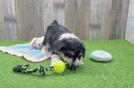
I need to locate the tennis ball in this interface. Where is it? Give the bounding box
[53,60,65,74]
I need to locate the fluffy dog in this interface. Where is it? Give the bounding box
[43,20,85,67]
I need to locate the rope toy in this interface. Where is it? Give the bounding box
[13,63,77,76]
[13,55,77,76]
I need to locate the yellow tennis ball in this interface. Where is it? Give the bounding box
[53,60,65,74]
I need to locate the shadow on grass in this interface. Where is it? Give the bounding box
[89,58,113,63]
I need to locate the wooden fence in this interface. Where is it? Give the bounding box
[0,0,129,40]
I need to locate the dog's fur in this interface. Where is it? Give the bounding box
[43,20,85,67]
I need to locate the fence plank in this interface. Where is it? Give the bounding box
[15,0,45,40]
[4,0,17,40]
[15,0,66,40]
[100,0,112,39]
[108,0,129,39]
[89,0,101,39]
[0,0,5,40]
[126,1,134,43]
[65,0,90,40]
[90,0,129,39]
[43,0,65,33]
[119,0,129,39]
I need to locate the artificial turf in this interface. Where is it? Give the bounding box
[0,40,134,88]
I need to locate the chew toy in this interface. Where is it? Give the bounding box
[13,55,77,76]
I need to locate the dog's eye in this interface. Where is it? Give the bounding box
[78,55,82,59]
[65,53,72,58]
[64,53,67,56]
[79,55,82,57]
[68,55,72,58]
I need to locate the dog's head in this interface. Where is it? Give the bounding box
[55,39,85,67]
[30,36,44,50]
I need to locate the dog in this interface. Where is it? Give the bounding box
[30,36,44,50]
[42,20,85,67]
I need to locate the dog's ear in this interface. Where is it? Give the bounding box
[30,37,37,48]
[52,20,58,25]
[80,43,86,58]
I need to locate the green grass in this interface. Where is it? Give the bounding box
[0,40,134,88]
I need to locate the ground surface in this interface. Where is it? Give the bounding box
[0,40,134,88]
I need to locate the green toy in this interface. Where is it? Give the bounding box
[13,64,46,76]
[13,54,77,76]
[13,63,76,76]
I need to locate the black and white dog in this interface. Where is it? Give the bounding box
[43,20,85,67]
